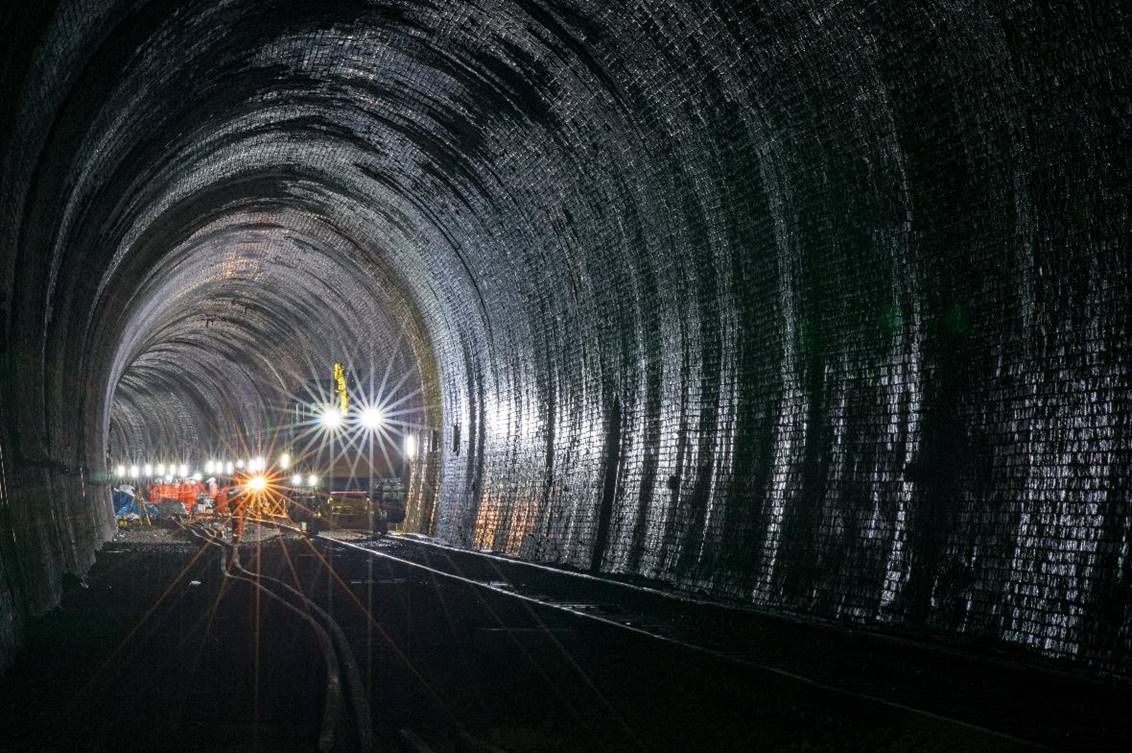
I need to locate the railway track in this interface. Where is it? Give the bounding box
[318,532,1077,752]
[170,519,1125,752]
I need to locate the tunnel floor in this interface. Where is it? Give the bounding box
[0,526,1126,753]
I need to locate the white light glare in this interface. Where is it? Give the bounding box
[320,406,342,429]
[361,406,384,430]
[179,464,189,477]
[204,461,214,474]
[143,464,153,476]
[279,453,291,470]
[254,456,265,472]
[192,472,203,481]
[246,475,267,492]
[290,474,304,486]
[157,463,166,476]
[236,459,245,469]
[115,465,126,478]
[307,474,319,487]
[404,434,418,460]
[225,461,235,474]
[128,465,139,477]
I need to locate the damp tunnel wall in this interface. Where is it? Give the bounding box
[2,0,1131,678]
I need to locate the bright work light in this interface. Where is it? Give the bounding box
[320,406,342,429]
[361,406,384,430]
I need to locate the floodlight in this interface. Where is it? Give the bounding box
[361,406,384,430]
[320,406,342,429]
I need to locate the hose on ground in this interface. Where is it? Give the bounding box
[179,521,344,752]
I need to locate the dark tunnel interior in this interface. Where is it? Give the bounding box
[1,0,1131,750]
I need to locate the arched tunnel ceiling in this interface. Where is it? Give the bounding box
[2,0,1131,676]
[105,206,429,461]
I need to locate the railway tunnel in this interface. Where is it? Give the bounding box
[1,1,1131,751]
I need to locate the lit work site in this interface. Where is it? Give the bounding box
[1,2,1131,752]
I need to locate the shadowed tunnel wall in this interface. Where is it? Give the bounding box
[2,0,1130,677]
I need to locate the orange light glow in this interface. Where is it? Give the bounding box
[231,470,289,519]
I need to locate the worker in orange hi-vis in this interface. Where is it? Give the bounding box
[230,472,251,537]
[215,485,230,515]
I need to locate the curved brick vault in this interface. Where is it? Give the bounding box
[2,0,1130,676]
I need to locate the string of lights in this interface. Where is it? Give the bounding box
[112,401,419,485]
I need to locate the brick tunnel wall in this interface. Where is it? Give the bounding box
[2,0,1131,678]
[423,1,1132,676]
